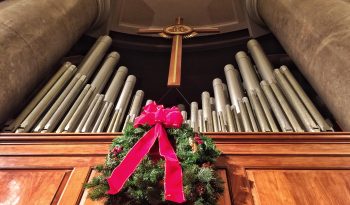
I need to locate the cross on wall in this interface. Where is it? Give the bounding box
[138,17,220,87]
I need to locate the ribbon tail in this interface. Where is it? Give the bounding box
[156,124,186,203]
[107,127,158,194]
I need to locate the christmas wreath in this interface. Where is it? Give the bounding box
[86,102,223,205]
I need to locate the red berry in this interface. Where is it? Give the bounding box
[194,134,203,145]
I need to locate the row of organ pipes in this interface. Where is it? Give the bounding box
[184,39,333,132]
[3,36,334,133]
[3,35,145,133]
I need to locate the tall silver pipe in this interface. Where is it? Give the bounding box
[280,66,333,131]
[260,81,293,132]
[201,91,214,132]
[76,94,100,132]
[217,112,227,132]
[104,66,129,105]
[77,36,113,80]
[33,36,112,132]
[90,52,121,95]
[58,52,119,132]
[248,39,295,132]
[256,86,279,131]
[198,109,204,132]
[243,97,259,132]
[75,94,100,132]
[232,105,242,132]
[92,66,128,132]
[210,97,216,111]
[269,82,304,132]
[235,51,278,131]
[32,72,83,132]
[247,39,275,83]
[274,68,320,132]
[235,51,260,91]
[108,75,136,132]
[127,90,145,121]
[190,102,199,132]
[7,62,72,132]
[181,111,188,124]
[92,103,113,133]
[224,64,244,112]
[225,105,236,132]
[222,83,230,105]
[122,90,144,131]
[212,110,219,132]
[15,64,77,133]
[56,84,94,133]
[41,74,87,132]
[213,78,228,131]
[238,99,253,132]
[248,91,271,132]
[80,94,105,133]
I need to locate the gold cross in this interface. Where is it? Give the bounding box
[138,17,219,87]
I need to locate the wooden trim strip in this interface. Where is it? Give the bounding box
[1,132,350,144]
[58,167,91,205]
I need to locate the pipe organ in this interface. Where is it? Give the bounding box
[1,1,350,204]
[187,39,333,133]
[3,36,144,133]
[0,0,346,134]
[1,36,335,133]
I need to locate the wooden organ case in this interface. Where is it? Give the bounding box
[1,0,350,205]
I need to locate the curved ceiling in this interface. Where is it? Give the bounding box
[109,0,248,36]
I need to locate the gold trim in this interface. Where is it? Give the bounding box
[164,25,192,35]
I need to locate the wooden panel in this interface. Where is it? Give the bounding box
[79,170,106,205]
[247,170,350,205]
[216,143,350,155]
[218,156,350,168]
[58,167,91,205]
[0,133,350,205]
[80,169,233,205]
[217,169,233,205]
[0,169,68,205]
[0,156,105,167]
[0,144,109,155]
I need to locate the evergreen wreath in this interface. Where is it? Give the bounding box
[86,111,223,205]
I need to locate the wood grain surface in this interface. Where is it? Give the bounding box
[0,133,349,205]
[247,170,350,205]
[0,170,68,205]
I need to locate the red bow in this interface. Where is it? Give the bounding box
[107,102,186,203]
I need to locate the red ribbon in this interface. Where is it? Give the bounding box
[107,102,186,203]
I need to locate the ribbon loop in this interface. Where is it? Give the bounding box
[107,102,186,203]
